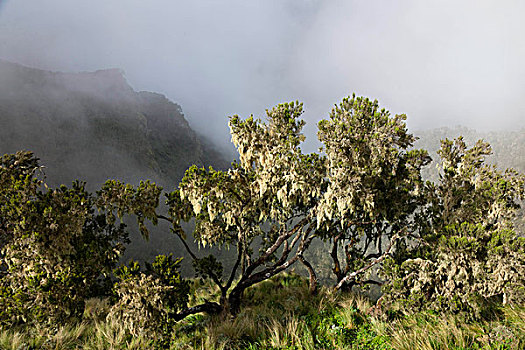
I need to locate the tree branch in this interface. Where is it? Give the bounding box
[245,217,307,276]
[360,279,384,286]
[299,255,318,294]
[376,235,383,256]
[171,226,198,261]
[331,232,343,280]
[170,225,225,291]
[364,252,381,260]
[335,233,400,291]
[271,226,304,268]
[157,214,172,223]
[225,241,243,291]
[172,301,222,321]
[239,225,316,291]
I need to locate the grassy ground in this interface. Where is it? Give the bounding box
[1,273,523,349]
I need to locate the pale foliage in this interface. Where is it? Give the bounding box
[169,102,324,314]
[108,273,173,336]
[315,95,430,288]
[382,138,525,316]
[107,256,189,337]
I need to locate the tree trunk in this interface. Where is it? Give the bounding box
[299,255,318,295]
[337,279,354,293]
[331,235,345,284]
[227,286,244,316]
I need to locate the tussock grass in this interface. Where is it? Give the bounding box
[0,274,523,349]
[0,320,153,350]
[85,318,152,350]
[171,272,390,350]
[0,298,153,350]
[372,306,525,350]
[0,331,36,350]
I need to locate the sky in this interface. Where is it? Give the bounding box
[1,0,525,154]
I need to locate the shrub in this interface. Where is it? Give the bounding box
[381,138,525,319]
[0,152,128,325]
[107,255,190,340]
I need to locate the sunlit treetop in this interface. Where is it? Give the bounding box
[316,94,430,229]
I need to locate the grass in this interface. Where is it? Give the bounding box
[0,273,523,349]
[384,306,525,350]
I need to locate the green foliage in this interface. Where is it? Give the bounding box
[0,151,167,328]
[0,151,129,326]
[108,255,190,340]
[382,137,525,318]
[317,94,428,227]
[193,254,224,281]
[167,95,525,322]
[316,94,430,289]
[96,179,162,239]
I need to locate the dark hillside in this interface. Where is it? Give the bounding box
[0,59,229,189]
[0,59,231,268]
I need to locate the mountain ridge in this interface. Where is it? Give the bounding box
[0,59,230,190]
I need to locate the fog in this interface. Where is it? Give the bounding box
[2,0,525,154]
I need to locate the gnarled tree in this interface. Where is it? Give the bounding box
[315,95,430,291]
[163,102,324,315]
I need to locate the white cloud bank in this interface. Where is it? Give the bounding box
[1,0,525,152]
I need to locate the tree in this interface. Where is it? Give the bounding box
[0,151,160,326]
[162,102,324,315]
[157,95,430,317]
[381,137,525,318]
[315,95,430,291]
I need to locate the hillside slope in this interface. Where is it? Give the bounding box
[0,59,231,267]
[0,59,229,189]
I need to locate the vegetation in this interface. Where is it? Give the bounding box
[0,152,129,325]
[1,94,524,348]
[0,274,523,349]
[382,138,525,319]
[166,101,324,315]
[316,95,430,292]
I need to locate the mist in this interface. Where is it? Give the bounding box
[2,0,525,154]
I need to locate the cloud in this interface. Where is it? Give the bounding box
[1,0,525,154]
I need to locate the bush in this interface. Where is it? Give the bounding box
[0,152,128,326]
[107,255,189,340]
[381,138,525,319]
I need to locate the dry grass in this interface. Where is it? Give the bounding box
[0,299,152,350]
[267,315,315,350]
[371,306,525,350]
[0,275,523,349]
